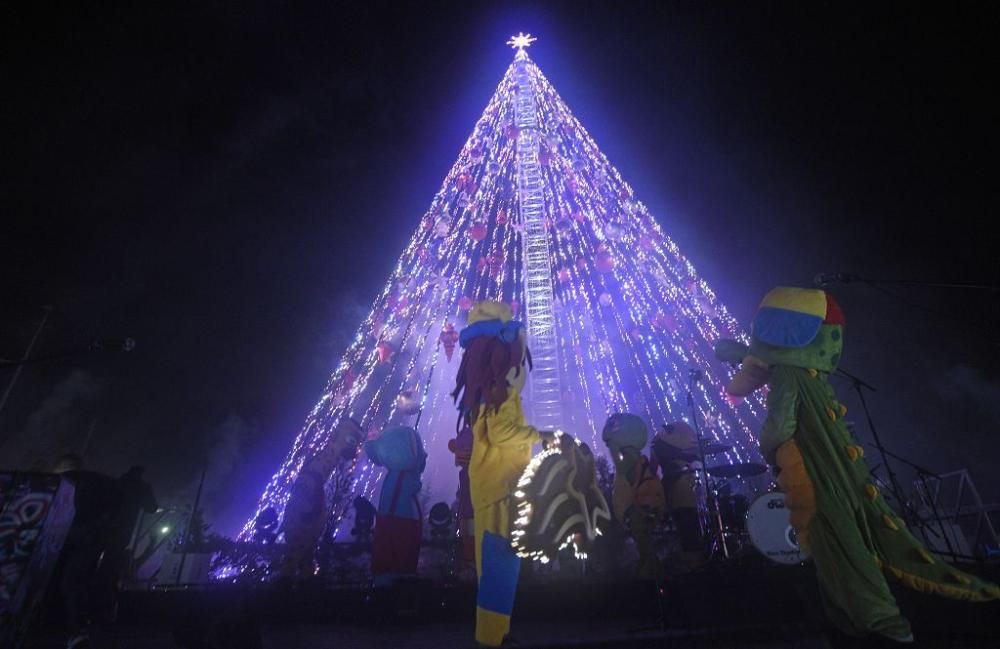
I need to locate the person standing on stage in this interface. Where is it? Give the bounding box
[650,421,706,571]
[451,301,554,647]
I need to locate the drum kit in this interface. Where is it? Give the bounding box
[683,440,805,566]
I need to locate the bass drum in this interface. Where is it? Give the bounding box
[745,492,805,565]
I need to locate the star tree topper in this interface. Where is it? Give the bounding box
[507,32,537,50]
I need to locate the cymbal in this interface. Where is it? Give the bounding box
[706,463,767,478]
[701,442,732,455]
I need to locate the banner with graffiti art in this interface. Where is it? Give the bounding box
[0,473,75,648]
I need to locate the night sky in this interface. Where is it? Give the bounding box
[3,2,998,535]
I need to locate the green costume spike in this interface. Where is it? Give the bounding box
[717,287,998,642]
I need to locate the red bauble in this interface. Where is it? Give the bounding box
[458,296,473,311]
[439,324,459,362]
[468,221,488,242]
[496,209,508,225]
[376,341,394,363]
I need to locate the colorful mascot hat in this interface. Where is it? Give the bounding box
[452,300,531,429]
[459,300,525,348]
[715,287,846,396]
[364,425,427,473]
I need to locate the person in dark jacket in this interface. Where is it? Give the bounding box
[51,454,119,649]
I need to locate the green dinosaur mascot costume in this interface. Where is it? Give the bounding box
[715,287,998,643]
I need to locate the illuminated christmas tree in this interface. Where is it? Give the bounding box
[238,35,768,549]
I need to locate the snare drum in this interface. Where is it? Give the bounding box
[745,492,805,565]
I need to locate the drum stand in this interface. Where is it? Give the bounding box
[686,370,730,562]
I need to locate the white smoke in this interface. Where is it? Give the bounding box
[0,369,103,470]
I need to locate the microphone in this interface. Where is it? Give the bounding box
[89,338,136,352]
[814,272,860,287]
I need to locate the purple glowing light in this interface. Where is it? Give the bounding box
[230,45,768,573]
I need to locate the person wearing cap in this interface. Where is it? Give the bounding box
[715,287,998,644]
[451,300,554,647]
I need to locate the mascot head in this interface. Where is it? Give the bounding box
[715,286,846,396]
[301,417,364,479]
[451,301,531,430]
[364,425,427,473]
[601,413,649,475]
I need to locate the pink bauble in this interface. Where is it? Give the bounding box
[458,296,473,311]
[595,251,616,273]
[396,389,421,415]
[604,222,625,241]
[558,267,571,283]
[598,292,613,307]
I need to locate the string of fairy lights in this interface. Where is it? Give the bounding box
[230,46,769,573]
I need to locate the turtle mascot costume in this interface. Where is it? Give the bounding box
[715,286,998,643]
[452,301,550,647]
[601,413,665,579]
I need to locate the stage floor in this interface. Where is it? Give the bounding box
[24,563,1000,648]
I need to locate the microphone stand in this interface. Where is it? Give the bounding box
[686,369,728,561]
[834,368,920,529]
[864,441,965,561]
[816,274,999,292]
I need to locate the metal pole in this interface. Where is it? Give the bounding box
[687,370,728,559]
[80,418,98,460]
[176,465,207,585]
[0,305,52,420]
